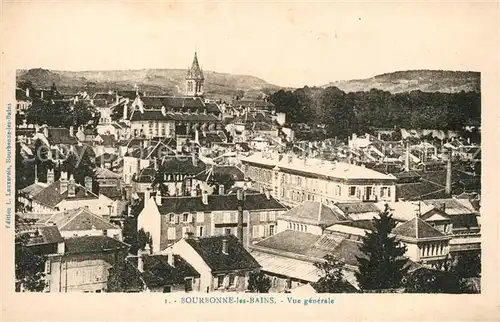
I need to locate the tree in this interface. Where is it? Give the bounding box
[122,200,143,255]
[71,100,100,128]
[137,228,153,252]
[355,205,409,291]
[61,150,96,187]
[247,271,271,293]
[404,267,470,294]
[313,254,348,293]
[15,215,47,292]
[450,252,481,279]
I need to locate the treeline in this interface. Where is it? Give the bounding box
[269,87,481,139]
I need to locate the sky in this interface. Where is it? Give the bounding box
[3,1,498,87]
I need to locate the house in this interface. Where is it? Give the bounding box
[164,234,261,293]
[16,87,32,114]
[31,171,116,217]
[18,167,48,211]
[249,230,362,293]
[133,154,206,195]
[276,201,348,235]
[137,190,287,253]
[45,235,129,292]
[16,225,129,293]
[35,207,122,240]
[96,122,131,140]
[193,165,246,195]
[123,250,201,293]
[93,134,118,157]
[241,152,397,207]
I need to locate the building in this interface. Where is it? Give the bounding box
[276,201,348,236]
[31,172,115,217]
[185,52,205,97]
[34,207,123,240]
[241,152,397,207]
[137,190,287,253]
[164,234,261,293]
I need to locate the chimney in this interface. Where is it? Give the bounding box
[153,157,158,171]
[67,174,76,197]
[123,101,128,120]
[108,204,112,218]
[264,189,271,200]
[34,164,38,184]
[237,189,244,243]
[84,176,92,195]
[201,191,208,205]
[166,249,174,267]
[192,152,198,167]
[69,125,74,137]
[47,169,54,185]
[144,187,151,202]
[155,190,162,205]
[60,171,68,193]
[405,141,410,172]
[218,184,225,195]
[445,149,452,196]
[222,238,229,255]
[26,88,30,97]
[43,126,49,138]
[41,91,44,99]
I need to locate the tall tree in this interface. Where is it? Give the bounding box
[247,271,271,293]
[355,205,409,291]
[313,254,348,293]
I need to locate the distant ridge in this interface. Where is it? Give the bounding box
[17,68,480,99]
[322,70,480,93]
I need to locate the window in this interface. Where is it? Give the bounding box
[96,290,101,293]
[380,187,387,198]
[252,225,259,237]
[336,185,341,196]
[260,212,267,222]
[349,186,356,197]
[185,278,193,292]
[167,227,176,240]
[169,214,175,223]
[175,215,180,224]
[197,226,204,237]
[196,212,204,223]
[269,225,275,236]
[272,277,278,287]
[45,260,51,274]
[183,213,189,223]
[217,275,225,289]
[228,274,236,287]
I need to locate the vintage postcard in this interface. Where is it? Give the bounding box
[1,1,499,321]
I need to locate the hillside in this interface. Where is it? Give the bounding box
[323,70,480,93]
[16,68,280,100]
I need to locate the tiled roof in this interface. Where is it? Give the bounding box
[36,207,119,231]
[423,198,478,215]
[449,214,479,229]
[253,230,365,266]
[132,255,200,288]
[156,193,286,214]
[20,182,48,197]
[134,157,205,183]
[279,202,347,226]
[335,202,380,215]
[32,180,99,208]
[396,181,447,201]
[64,235,129,254]
[204,102,221,114]
[232,100,275,109]
[184,235,260,272]
[95,167,121,179]
[392,217,447,240]
[24,225,64,246]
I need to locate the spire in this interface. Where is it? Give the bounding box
[187,51,204,80]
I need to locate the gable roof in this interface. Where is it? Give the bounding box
[423,198,478,215]
[64,235,129,254]
[184,235,260,272]
[155,193,286,214]
[279,202,347,226]
[24,225,64,246]
[32,180,99,209]
[130,254,200,288]
[335,202,381,215]
[95,167,121,179]
[36,207,119,232]
[20,182,48,197]
[392,217,448,242]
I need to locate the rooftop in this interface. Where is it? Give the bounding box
[184,235,260,272]
[36,207,119,232]
[278,201,347,226]
[64,235,129,254]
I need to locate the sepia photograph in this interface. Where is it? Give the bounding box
[1,1,498,321]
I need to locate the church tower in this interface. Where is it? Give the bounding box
[185,52,204,97]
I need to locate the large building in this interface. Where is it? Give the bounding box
[241,151,397,207]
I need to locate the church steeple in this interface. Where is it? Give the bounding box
[186,51,204,97]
